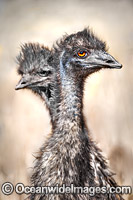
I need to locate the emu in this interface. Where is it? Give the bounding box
[16,28,123,200]
[15,43,57,124]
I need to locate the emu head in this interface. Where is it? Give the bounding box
[15,43,53,99]
[56,28,122,78]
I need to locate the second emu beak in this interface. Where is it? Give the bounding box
[86,51,122,69]
[15,76,30,90]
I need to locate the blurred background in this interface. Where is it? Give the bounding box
[0,0,133,199]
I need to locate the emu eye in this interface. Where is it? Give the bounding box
[38,70,47,77]
[38,70,51,77]
[77,51,88,58]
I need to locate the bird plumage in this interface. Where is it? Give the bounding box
[16,43,58,124]
[16,28,123,200]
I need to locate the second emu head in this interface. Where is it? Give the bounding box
[15,43,54,105]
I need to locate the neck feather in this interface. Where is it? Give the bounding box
[54,51,85,133]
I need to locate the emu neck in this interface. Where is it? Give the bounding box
[61,76,83,120]
[55,59,84,133]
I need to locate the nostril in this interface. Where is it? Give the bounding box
[106,60,114,64]
[21,81,26,85]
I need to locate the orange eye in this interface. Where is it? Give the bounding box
[77,51,87,58]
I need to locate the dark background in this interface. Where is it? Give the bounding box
[0,0,133,199]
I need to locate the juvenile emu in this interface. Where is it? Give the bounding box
[16,28,123,200]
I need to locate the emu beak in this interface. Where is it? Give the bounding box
[15,76,30,90]
[15,75,48,90]
[86,51,122,69]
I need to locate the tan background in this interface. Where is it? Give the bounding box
[0,0,133,199]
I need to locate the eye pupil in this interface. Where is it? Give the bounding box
[40,71,45,74]
[77,51,87,58]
